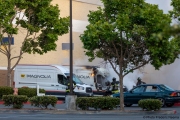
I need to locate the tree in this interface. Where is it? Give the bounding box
[168,0,180,53]
[0,0,69,87]
[80,0,179,111]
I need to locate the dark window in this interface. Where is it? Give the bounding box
[1,37,14,45]
[62,43,74,50]
[58,74,68,85]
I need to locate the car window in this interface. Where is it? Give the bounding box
[145,86,159,92]
[132,86,145,93]
[58,74,68,85]
[159,85,175,91]
[145,86,152,92]
[64,73,84,84]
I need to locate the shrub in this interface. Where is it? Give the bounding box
[76,97,119,110]
[18,87,45,97]
[0,86,13,99]
[2,95,28,109]
[138,99,162,111]
[29,96,58,109]
[76,97,89,110]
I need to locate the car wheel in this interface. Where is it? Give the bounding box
[166,103,174,107]
[157,98,165,107]
[124,103,133,107]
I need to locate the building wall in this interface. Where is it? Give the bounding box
[0,0,103,86]
[0,70,14,86]
[0,0,103,66]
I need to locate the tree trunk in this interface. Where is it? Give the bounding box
[119,75,124,111]
[7,70,12,87]
[119,65,124,111]
[7,48,12,87]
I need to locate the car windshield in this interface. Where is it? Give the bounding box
[159,84,175,91]
[64,73,84,84]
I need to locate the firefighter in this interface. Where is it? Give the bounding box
[136,77,146,86]
[105,81,112,96]
[66,76,76,93]
[111,77,119,94]
[136,77,142,86]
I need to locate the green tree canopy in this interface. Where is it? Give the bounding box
[80,0,179,111]
[168,0,180,54]
[0,0,69,86]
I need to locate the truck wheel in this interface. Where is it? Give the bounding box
[124,103,132,107]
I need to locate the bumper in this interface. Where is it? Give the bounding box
[75,92,93,97]
[165,97,180,103]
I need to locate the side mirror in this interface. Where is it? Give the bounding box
[130,90,133,93]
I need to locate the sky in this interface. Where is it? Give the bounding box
[145,0,173,14]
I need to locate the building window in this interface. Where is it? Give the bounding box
[0,37,14,45]
[62,43,74,50]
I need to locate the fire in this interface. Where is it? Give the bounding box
[91,73,94,77]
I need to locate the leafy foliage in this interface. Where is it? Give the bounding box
[167,0,180,54]
[29,96,58,109]
[138,99,162,111]
[76,97,119,110]
[2,95,28,109]
[80,0,177,71]
[18,87,45,98]
[0,0,69,86]
[0,86,14,99]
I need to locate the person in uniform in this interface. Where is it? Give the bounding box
[136,77,142,86]
[105,81,112,96]
[111,77,119,94]
[66,76,76,93]
[136,77,146,86]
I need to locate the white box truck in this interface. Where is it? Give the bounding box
[14,64,93,98]
[63,65,128,96]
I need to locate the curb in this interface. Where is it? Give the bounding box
[0,109,176,115]
[0,100,63,105]
[54,110,177,115]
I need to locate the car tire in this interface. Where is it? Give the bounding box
[157,98,165,107]
[124,103,133,107]
[166,103,174,107]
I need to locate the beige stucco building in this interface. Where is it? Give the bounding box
[0,0,103,67]
[0,0,103,86]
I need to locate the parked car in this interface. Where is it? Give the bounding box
[111,84,180,107]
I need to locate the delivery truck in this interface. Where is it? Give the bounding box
[63,65,128,96]
[14,64,93,98]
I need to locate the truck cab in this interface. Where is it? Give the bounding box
[64,73,93,97]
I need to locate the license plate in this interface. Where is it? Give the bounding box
[178,93,180,96]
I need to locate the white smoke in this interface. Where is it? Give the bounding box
[104,63,144,90]
[73,58,145,90]
[143,58,180,90]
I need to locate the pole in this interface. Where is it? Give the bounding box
[69,0,73,95]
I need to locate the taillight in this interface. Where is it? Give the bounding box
[170,92,177,96]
